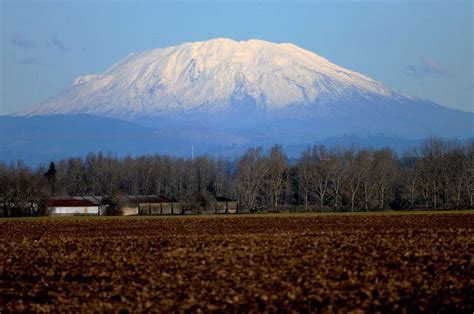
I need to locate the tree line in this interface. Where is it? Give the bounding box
[1,137,472,216]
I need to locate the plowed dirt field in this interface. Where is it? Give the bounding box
[1,213,473,312]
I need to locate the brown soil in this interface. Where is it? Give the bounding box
[1,214,473,312]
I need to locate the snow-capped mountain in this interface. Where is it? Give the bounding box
[5,38,473,164]
[23,38,399,117]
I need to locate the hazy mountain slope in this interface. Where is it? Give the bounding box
[0,115,246,165]
[1,115,440,166]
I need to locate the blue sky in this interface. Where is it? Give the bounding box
[1,0,472,115]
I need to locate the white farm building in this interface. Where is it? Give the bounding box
[48,197,100,215]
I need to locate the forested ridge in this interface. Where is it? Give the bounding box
[1,137,472,216]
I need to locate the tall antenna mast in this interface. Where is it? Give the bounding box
[191,144,194,160]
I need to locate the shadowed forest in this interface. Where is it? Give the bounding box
[1,137,473,216]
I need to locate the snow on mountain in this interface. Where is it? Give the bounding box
[21,38,397,117]
[4,38,473,164]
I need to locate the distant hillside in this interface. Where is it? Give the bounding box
[3,114,464,166]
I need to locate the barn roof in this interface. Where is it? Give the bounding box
[123,195,170,204]
[82,196,104,205]
[48,195,170,207]
[48,198,97,207]
[216,196,236,202]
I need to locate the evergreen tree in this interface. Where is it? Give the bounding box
[44,162,57,194]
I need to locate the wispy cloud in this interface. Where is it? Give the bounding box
[49,37,70,52]
[10,32,74,67]
[405,56,447,78]
[18,57,42,65]
[11,32,72,54]
[10,33,37,50]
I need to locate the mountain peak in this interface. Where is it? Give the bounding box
[22,38,394,117]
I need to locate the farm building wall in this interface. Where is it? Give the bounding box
[216,202,227,211]
[140,202,178,215]
[227,201,238,213]
[214,201,238,214]
[50,206,99,215]
[121,207,139,216]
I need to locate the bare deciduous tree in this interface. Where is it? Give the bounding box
[346,149,371,212]
[265,145,288,209]
[236,147,270,211]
